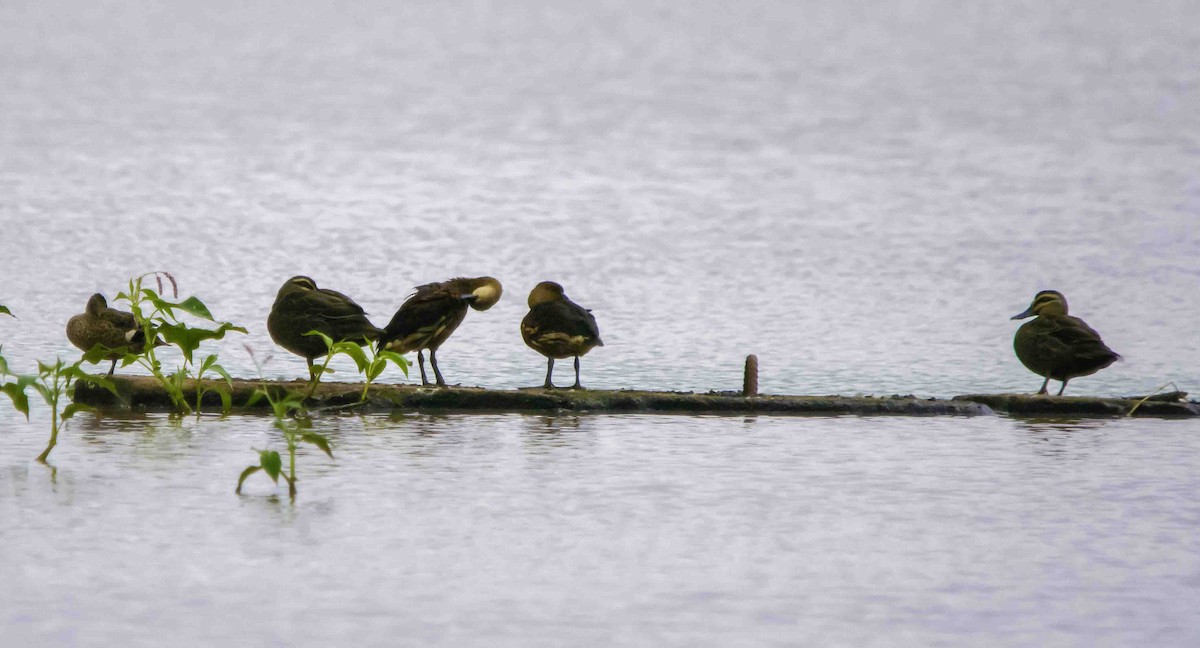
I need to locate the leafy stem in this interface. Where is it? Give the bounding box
[237,347,333,501]
[113,271,246,417]
[302,330,408,403]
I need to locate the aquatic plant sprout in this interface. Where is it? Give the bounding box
[237,344,334,500]
[5,356,118,462]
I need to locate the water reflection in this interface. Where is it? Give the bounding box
[1011,416,1111,460]
[520,414,596,453]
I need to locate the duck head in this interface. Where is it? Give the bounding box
[85,293,108,315]
[527,281,565,308]
[276,276,319,300]
[1012,290,1068,320]
[466,277,503,311]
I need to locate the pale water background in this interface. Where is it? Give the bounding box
[1,0,1199,645]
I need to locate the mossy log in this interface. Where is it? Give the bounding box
[72,376,990,416]
[952,393,1200,417]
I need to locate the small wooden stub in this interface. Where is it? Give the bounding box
[743,354,759,397]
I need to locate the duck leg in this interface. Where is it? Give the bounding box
[1057,379,1069,396]
[543,357,555,389]
[570,356,583,390]
[429,348,446,387]
[417,350,430,386]
[107,359,117,377]
[306,358,315,381]
[1037,376,1050,395]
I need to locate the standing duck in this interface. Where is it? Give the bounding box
[66,293,158,376]
[520,281,602,389]
[1011,290,1120,395]
[267,276,383,379]
[377,276,503,387]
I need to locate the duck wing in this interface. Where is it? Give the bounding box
[380,283,469,351]
[525,300,602,344]
[98,306,138,332]
[1036,315,1120,364]
[300,288,380,340]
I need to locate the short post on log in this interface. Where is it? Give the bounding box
[743,354,758,397]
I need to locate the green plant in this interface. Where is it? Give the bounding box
[302,330,408,403]
[0,345,25,413]
[111,271,245,416]
[3,356,117,462]
[1,306,15,410]
[236,346,333,500]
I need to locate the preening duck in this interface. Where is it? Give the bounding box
[267,276,382,379]
[520,281,602,389]
[377,276,503,387]
[66,293,158,376]
[1011,290,1120,396]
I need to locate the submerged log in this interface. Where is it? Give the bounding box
[73,375,990,416]
[952,393,1200,417]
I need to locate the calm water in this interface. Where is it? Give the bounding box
[2,0,1199,645]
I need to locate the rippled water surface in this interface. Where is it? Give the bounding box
[2,0,1199,645]
[3,414,1199,646]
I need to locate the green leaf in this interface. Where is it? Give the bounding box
[260,450,282,482]
[304,330,335,349]
[367,360,385,382]
[217,388,232,413]
[1,383,30,419]
[141,288,175,319]
[30,382,51,403]
[378,349,409,366]
[0,354,9,376]
[210,362,234,388]
[81,343,121,365]
[199,354,218,376]
[246,389,267,408]
[236,465,261,494]
[334,342,369,373]
[74,372,118,396]
[173,296,215,321]
[300,432,334,459]
[0,304,12,317]
[62,402,95,420]
[157,321,248,364]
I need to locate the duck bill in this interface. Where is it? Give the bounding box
[1010,307,1035,320]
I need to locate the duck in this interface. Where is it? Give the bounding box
[267,276,383,379]
[1011,290,1120,395]
[377,276,503,387]
[66,293,158,376]
[520,281,602,389]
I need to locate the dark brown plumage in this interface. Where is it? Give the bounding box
[1011,290,1120,396]
[520,281,602,389]
[66,293,155,376]
[267,276,382,379]
[378,276,503,386]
